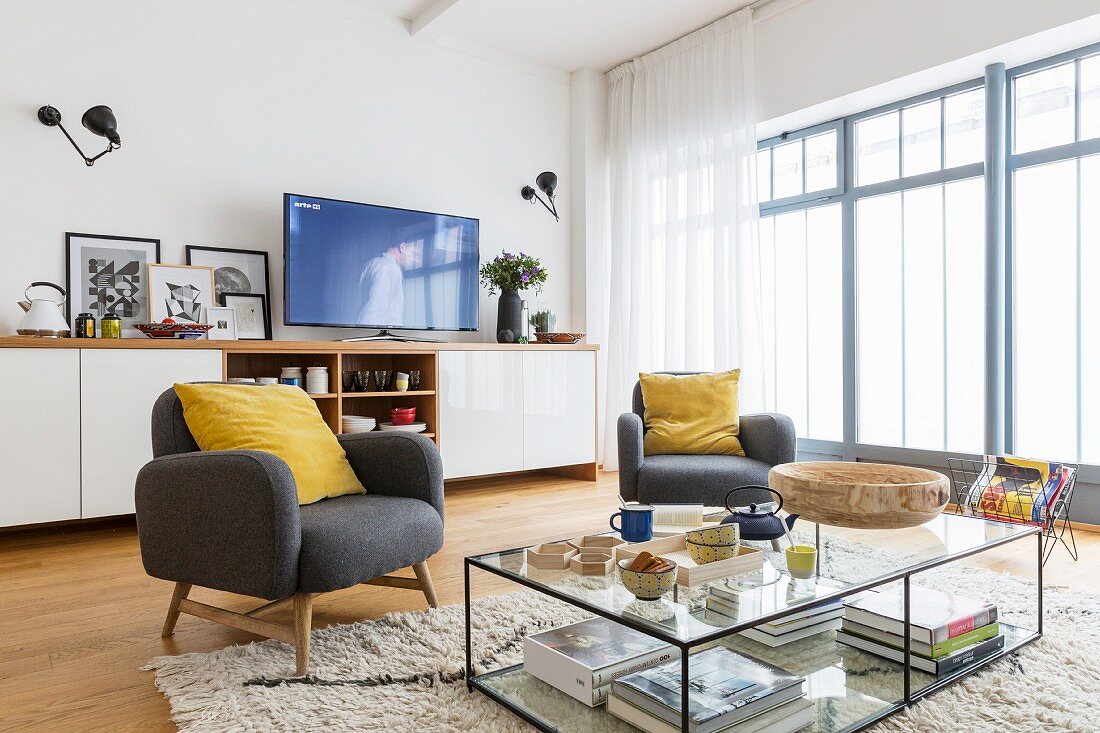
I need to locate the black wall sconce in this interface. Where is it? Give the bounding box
[38,104,121,166]
[521,171,559,221]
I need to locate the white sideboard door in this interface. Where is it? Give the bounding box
[80,349,222,518]
[438,350,524,479]
[0,349,81,526]
[521,351,596,470]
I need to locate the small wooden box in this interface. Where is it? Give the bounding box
[615,534,763,586]
[525,543,577,570]
[567,535,626,552]
[569,551,616,576]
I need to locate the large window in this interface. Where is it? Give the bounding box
[756,42,1100,470]
[1010,52,1100,463]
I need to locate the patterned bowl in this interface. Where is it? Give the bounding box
[618,558,677,600]
[686,525,739,546]
[134,323,214,339]
[686,540,739,565]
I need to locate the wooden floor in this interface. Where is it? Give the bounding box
[0,471,1092,732]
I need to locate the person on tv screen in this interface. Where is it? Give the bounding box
[357,240,415,326]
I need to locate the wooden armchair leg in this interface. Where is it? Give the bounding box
[412,561,439,609]
[293,592,313,676]
[161,582,192,637]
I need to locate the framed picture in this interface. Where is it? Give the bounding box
[206,306,238,340]
[66,232,160,338]
[224,293,270,340]
[185,245,271,322]
[147,264,216,325]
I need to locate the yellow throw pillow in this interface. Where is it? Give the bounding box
[174,383,365,505]
[639,370,745,457]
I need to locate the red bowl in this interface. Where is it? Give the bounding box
[390,407,416,425]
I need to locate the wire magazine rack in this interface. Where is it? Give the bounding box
[948,457,1078,563]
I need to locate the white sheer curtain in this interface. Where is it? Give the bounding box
[600,9,763,470]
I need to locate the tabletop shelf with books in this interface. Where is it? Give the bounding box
[464,513,1043,733]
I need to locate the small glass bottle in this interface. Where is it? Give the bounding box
[75,312,96,338]
[100,313,122,339]
[518,300,530,344]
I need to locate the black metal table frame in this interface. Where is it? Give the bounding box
[464,521,1043,733]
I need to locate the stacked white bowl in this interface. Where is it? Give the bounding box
[378,421,427,433]
[341,415,377,434]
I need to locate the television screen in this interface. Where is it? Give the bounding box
[284,193,479,331]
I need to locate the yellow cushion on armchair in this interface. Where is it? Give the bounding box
[639,370,745,457]
[174,382,365,505]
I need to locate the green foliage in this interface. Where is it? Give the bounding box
[479,250,548,295]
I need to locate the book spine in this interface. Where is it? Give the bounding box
[592,648,679,688]
[930,623,1000,658]
[933,635,1005,676]
[523,637,600,707]
[935,607,998,644]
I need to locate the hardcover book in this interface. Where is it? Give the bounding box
[607,693,815,733]
[612,646,805,733]
[839,619,1001,658]
[836,628,1005,676]
[843,587,997,645]
[523,617,677,707]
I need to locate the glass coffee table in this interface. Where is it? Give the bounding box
[464,514,1042,733]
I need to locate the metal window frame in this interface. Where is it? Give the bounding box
[758,118,844,210]
[1005,43,1100,477]
[756,41,1100,480]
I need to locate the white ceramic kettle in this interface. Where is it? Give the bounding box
[17,282,71,337]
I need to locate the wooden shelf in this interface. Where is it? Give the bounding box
[307,393,338,399]
[341,390,436,398]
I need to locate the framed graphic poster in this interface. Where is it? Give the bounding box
[223,293,270,340]
[206,306,238,340]
[185,245,271,325]
[65,232,160,338]
[147,264,216,325]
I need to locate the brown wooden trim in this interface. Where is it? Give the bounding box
[545,462,599,481]
[363,575,422,591]
[245,595,300,617]
[0,336,599,352]
[161,582,191,637]
[413,561,439,608]
[177,598,297,644]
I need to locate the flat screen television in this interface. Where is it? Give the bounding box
[284,193,479,334]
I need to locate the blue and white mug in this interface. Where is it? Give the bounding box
[610,505,654,543]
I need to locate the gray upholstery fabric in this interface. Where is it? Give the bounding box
[135,450,302,600]
[619,371,797,507]
[338,432,444,521]
[636,454,775,507]
[136,383,446,601]
[297,494,444,593]
[738,412,797,467]
[150,387,201,457]
[617,413,645,501]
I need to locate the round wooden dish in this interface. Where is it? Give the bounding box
[768,461,951,529]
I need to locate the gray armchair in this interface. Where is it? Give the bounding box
[618,372,796,508]
[135,386,444,676]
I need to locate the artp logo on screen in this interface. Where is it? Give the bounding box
[293,202,321,210]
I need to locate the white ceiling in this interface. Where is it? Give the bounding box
[349,0,754,72]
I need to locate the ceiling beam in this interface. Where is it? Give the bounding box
[409,0,492,42]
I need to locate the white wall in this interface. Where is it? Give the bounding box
[0,0,571,340]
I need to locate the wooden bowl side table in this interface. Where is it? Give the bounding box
[769,461,951,530]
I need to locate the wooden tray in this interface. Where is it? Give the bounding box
[615,534,763,586]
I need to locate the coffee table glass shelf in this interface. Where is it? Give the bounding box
[464,514,1041,733]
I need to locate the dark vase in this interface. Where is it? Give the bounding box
[496,288,522,343]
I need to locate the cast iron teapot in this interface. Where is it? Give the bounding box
[720,486,797,541]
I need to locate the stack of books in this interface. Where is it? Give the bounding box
[836,586,1004,676]
[607,646,813,733]
[707,579,845,647]
[522,617,678,706]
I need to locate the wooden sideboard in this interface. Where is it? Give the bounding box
[0,337,599,529]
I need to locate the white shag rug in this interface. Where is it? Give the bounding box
[145,535,1100,732]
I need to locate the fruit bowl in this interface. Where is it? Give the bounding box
[135,321,214,339]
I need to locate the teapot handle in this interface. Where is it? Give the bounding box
[25,281,67,305]
[723,485,784,515]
